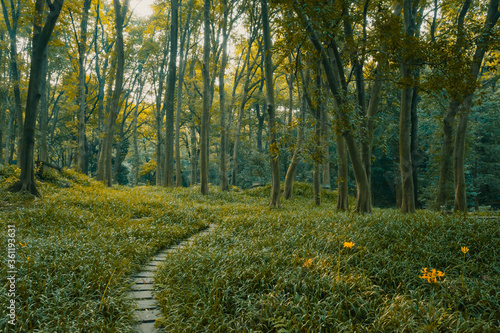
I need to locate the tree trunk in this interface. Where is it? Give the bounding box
[200,0,210,195]
[399,71,416,213]
[336,129,348,211]
[398,0,418,213]
[410,84,420,208]
[262,0,280,208]
[321,106,330,188]
[97,0,127,187]
[231,35,255,186]
[77,0,91,174]
[454,109,469,212]
[1,0,23,168]
[283,89,305,199]
[39,51,49,163]
[219,0,229,191]
[9,0,64,196]
[164,0,178,187]
[435,99,459,210]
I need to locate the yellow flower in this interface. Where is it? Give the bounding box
[302,258,313,268]
[343,242,355,249]
[420,267,445,283]
[461,247,469,254]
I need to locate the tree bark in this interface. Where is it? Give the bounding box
[97,0,127,187]
[164,0,178,187]
[219,0,229,191]
[76,0,91,174]
[39,51,49,164]
[232,40,254,186]
[1,0,23,168]
[9,0,64,196]
[283,91,305,200]
[435,100,460,210]
[200,0,210,195]
[262,0,280,208]
[398,0,419,213]
[453,98,470,212]
[336,129,349,211]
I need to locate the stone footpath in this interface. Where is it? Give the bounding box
[126,224,217,333]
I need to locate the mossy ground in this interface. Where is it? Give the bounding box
[1,166,498,332]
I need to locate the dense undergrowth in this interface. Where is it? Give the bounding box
[0,166,210,332]
[1,166,499,332]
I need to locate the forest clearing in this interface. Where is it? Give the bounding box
[0,168,499,331]
[1,0,500,331]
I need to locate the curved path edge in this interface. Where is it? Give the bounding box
[125,223,217,333]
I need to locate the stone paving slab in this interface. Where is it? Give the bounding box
[130,283,154,291]
[134,322,156,333]
[134,309,162,321]
[134,299,158,310]
[127,290,153,299]
[133,271,155,278]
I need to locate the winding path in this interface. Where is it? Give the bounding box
[126,224,217,333]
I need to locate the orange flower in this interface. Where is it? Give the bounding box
[343,242,355,249]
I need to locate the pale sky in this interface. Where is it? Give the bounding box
[129,0,154,18]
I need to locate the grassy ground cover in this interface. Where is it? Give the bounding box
[155,185,500,332]
[0,166,211,332]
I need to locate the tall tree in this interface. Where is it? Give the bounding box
[96,0,127,187]
[219,0,229,191]
[398,0,420,213]
[293,0,371,212]
[200,0,210,195]
[73,0,92,173]
[1,0,23,167]
[262,0,280,207]
[435,0,500,211]
[452,0,499,211]
[8,0,64,195]
[164,0,178,186]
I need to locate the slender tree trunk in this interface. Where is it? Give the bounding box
[399,69,416,213]
[361,66,384,187]
[77,0,91,173]
[283,89,305,199]
[312,65,323,206]
[39,51,49,163]
[336,129,349,210]
[454,110,469,212]
[200,0,210,195]
[1,0,24,168]
[435,99,459,210]
[321,106,330,188]
[175,1,193,187]
[262,0,280,207]
[219,0,229,191]
[232,37,254,186]
[164,0,178,187]
[410,84,420,207]
[5,103,14,165]
[97,53,116,181]
[132,103,139,186]
[97,0,127,187]
[9,0,64,195]
[398,0,419,213]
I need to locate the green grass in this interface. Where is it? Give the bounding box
[154,190,500,332]
[1,166,498,332]
[0,166,210,332]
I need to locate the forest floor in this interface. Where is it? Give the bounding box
[0,165,499,332]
